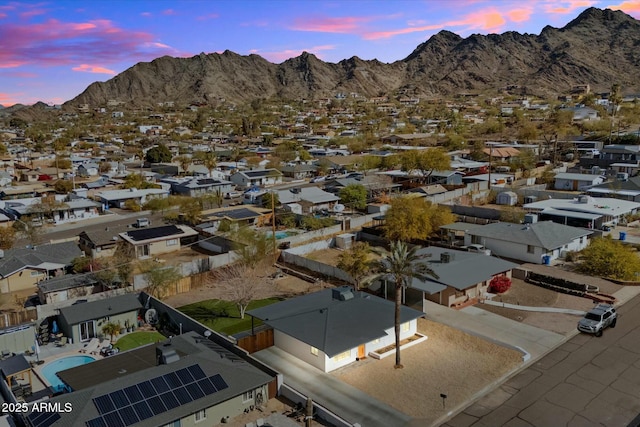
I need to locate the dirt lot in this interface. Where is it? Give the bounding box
[333,318,522,425]
[477,277,597,335]
[162,266,324,308]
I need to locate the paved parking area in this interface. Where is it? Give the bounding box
[443,291,640,427]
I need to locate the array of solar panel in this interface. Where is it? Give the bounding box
[27,412,61,427]
[86,365,228,427]
[126,225,184,242]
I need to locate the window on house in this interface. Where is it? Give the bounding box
[527,245,535,254]
[166,239,178,246]
[471,236,482,245]
[162,421,180,427]
[242,390,254,402]
[30,271,43,277]
[580,237,584,244]
[310,346,319,356]
[332,350,351,362]
[401,322,410,333]
[194,409,206,422]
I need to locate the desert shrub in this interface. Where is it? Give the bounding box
[489,275,512,294]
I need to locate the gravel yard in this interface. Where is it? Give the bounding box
[478,277,597,335]
[332,318,522,425]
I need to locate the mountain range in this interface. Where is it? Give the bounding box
[31,8,640,110]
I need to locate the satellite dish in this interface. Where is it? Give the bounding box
[204,330,212,338]
[144,309,158,325]
[333,204,345,213]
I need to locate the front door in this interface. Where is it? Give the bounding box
[357,344,365,359]
[79,321,95,342]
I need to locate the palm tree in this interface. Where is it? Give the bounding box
[364,241,438,369]
[102,322,121,343]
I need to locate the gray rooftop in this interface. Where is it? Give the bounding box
[0,241,82,277]
[59,293,142,325]
[278,187,339,205]
[247,286,424,357]
[44,331,274,427]
[412,247,518,291]
[465,221,593,250]
[37,274,98,293]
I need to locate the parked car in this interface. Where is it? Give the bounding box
[577,303,617,337]
[224,191,242,199]
[135,218,150,228]
[310,176,326,183]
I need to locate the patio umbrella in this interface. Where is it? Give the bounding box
[34,336,40,362]
[51,320,59,335]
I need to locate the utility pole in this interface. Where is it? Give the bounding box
[487,143,492,190]
[271,190,277,264]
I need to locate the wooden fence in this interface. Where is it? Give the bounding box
[0,308,37,329]
[236,328,274,354]
[160,272,210,298]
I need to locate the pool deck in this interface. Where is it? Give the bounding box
[26,341,107,393]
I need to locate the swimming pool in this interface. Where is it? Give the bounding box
[40,355,95,392]
[266,230,297,240]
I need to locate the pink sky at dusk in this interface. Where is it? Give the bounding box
[0,0,639,106]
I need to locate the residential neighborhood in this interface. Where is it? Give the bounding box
[1,54,640,427]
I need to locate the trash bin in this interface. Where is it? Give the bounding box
[619,231,627,241]
[542,255,551,265]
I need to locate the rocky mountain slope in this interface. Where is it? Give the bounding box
[67,7,640,107]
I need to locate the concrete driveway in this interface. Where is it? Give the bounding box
[252,346,411,427]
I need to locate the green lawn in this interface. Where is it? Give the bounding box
[114,331,166,352]
[178,298,281,335]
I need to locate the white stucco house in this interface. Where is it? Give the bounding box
[463,220,593,264]
[247,286,425,372]
[229,169,283,188]
[553,172,605,191]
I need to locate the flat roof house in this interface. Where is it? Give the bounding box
[21,331,276,426]
[553,173,605,191]
[248,286,425,373]
[524,195,640,228]
[119,225,199,260]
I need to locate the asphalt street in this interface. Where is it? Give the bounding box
[443,292,640,427]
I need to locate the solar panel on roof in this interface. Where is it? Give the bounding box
[151,376,170,394]
[86,417,107,427]
[132,400,153,421]
[137,380,155,398]
[146,395,166,416]
[124,385,143,403]
[176,367,194,384]
[118,406,139,426]
[109,389,129,407]
[126,225,184,242]
[187,364,206,380]
[28,412,61,427]
[93,394,115,414]
[102,411,125,427]
[159,391,180,410]
[163,372,182,388]
[197,378,216,395]
[173,386,192,405]
[186,382,205,400]
[210,374,229,391]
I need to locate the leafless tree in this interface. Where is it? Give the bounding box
[213,263,275,319]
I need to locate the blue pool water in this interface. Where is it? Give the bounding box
[266,231,292,240]
[41,355,95,391]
